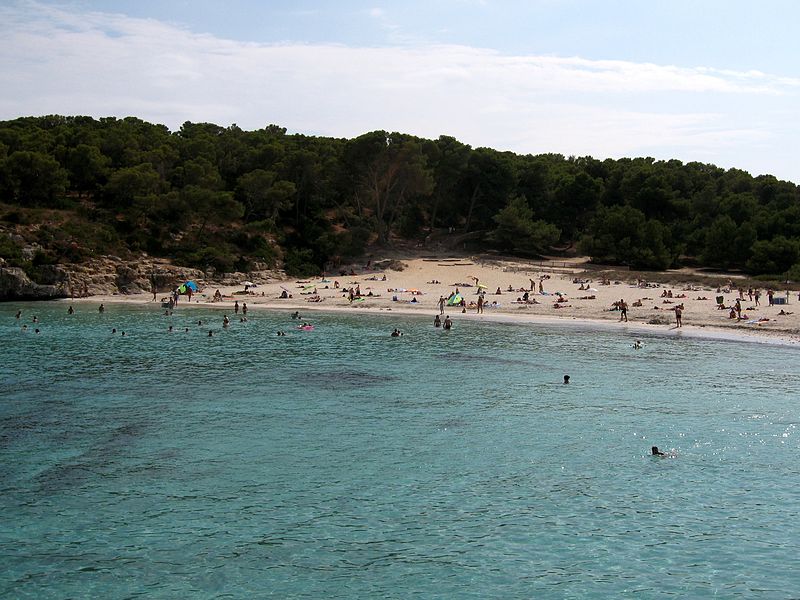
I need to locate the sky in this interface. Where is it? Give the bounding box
[1,0,799,183]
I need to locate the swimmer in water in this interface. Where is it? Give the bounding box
[67,306,74,315]
[651,446,678,457]
[563,375,570,384]
[208,330,213,337]
[633,340,642,349]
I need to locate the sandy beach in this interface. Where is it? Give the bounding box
[73,254,800,346]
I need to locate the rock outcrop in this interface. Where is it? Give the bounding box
[0,255,284,301]
[0,267,67,300]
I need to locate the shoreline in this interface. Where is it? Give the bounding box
[45,254,800,347]
[62,291,800,348]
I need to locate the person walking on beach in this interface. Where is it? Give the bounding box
[438,296,445,315]
[618,299,628,322]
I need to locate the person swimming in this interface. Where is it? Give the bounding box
[563,375,570,384]
[391,328,402,337]
[633,340,642,349]
[651,446,677,457]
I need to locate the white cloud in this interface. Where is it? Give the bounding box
[1,2,798,181]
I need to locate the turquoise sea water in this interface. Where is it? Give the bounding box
[2,302,800,598]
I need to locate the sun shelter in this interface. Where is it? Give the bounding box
[177,281,198,295]
[447,292,463,306]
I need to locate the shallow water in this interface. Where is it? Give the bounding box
[2,302,800,598]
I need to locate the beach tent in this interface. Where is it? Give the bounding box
[177,281,198,294]
[446,292,463,306]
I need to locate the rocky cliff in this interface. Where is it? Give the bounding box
[0,256,282,301]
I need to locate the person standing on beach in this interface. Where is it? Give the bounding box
[234,301,239,314]
[619,299,628,322]
[674,305,683,327]
[242,302,248,317]
[477,295,484,314]
[754,289,761,306]
[438,296,445,315]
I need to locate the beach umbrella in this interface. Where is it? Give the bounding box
[477,283,488,290]
[185,281,198,291]
[242,281,254,287]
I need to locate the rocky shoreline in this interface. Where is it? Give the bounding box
[0,256,281,301]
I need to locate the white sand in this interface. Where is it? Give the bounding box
[73,255,800,346]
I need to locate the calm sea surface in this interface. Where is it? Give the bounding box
[2,302,800,598]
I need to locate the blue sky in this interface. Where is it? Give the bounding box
[2,0,799,182]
